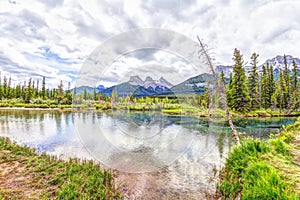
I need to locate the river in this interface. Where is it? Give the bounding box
[0,109,296,199]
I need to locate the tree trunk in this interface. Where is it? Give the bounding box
[197,36,240,145]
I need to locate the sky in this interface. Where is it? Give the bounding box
[1,0,300,87]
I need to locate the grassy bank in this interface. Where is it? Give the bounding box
[2,99,300,118]
[0,137,123,199]
[217,118,300,199]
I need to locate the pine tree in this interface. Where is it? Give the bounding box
[230,48,250,112]
[93,87,97,101]
[292,60,298,91]
[57,80,63,103]
[291,60,299,110]
[15,83,21,99]
[7,77,11,99]
[276,71,288,110]
[41,77,46,99]
[218,71,226,109]
[268,65,275,99]
[83,87,88,100]
[248,53,260,110]
[260,65,269,109]
[0,72,2,100]
[204,88,210,109]
[3,76,7,99]
[66,82,72,104]
[32,80,35,99]
[111,90,118,103]
[25,78,32,103]
[35,80,39,98]
[283,54,292,106]
[226,73,233,108]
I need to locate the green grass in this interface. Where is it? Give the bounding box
[217,119,300,199]
[0,137,123,199]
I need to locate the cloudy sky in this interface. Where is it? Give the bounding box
[1,0,300,87]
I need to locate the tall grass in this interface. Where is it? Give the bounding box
[217,119,300,199]
[0,137,123,199]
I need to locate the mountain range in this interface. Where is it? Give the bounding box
[215,55,300,78]
[73,55,300,97]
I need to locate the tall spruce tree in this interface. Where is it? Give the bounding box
[25,78,32,103]
[0,72,2,100]
[275,71,288,110]
[260,65,269,109]
[248,53,260,110]
[291,60,299,110]
[217,71,226,109]
[292,60,298,91]
[230,48,250,112]
[41,77,46,99]
[226,73,233,109]
[283,54,292,106]
[204,88,210,109]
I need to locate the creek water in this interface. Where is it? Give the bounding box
[0,109,296,199]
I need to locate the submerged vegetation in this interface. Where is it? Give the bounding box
[217,118,300,199]
[0,137,123,199]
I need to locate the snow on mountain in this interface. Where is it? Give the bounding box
[158,77,173,88]
[127,75,173,92]
[215,65,233,77]
[215,55,300,78]
[128,75,144,86]
[263,55,300,72]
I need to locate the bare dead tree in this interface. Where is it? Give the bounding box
[196,36,240,145]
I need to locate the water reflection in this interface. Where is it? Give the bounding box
[0,109,296,198]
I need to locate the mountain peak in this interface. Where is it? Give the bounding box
[145,76,153,81]
[128,75,143,86]
[264,55,300,71]
[159,76,173,87]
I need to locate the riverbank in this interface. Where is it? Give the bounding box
[1,105,300,118]
[0,137,123,199]
[217,118,300,199]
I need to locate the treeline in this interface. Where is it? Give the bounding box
[0,49,299,113]
[0,76,72,105]
[223,49,299,113]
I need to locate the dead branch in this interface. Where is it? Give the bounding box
[196,36,240,145]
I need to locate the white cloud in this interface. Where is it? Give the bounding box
[0,0,300,88]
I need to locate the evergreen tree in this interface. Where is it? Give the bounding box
[275,71,288,110]
[66,82,72,104]
[3,76,7,99]
[291,60,299,110]
[83,87,88,100]
[218,71,226,109]
[32,80,35,99]
[268,64,275,99]
[93,87,97,101]
[7,77,11,99]
[0,72,2,100]
[204,88,210,109]
[292,60,298,91]
[73,86,77,103]
[111,90,118,103]
[248,53,260,110]
[283,54,292,105]
[41,77,46,99]
[15,84,21,99]
[226,73,233,108]
[230,48,250,112]
[25,78,32,103]
[57,80,63,103]
[260,65,269,109]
